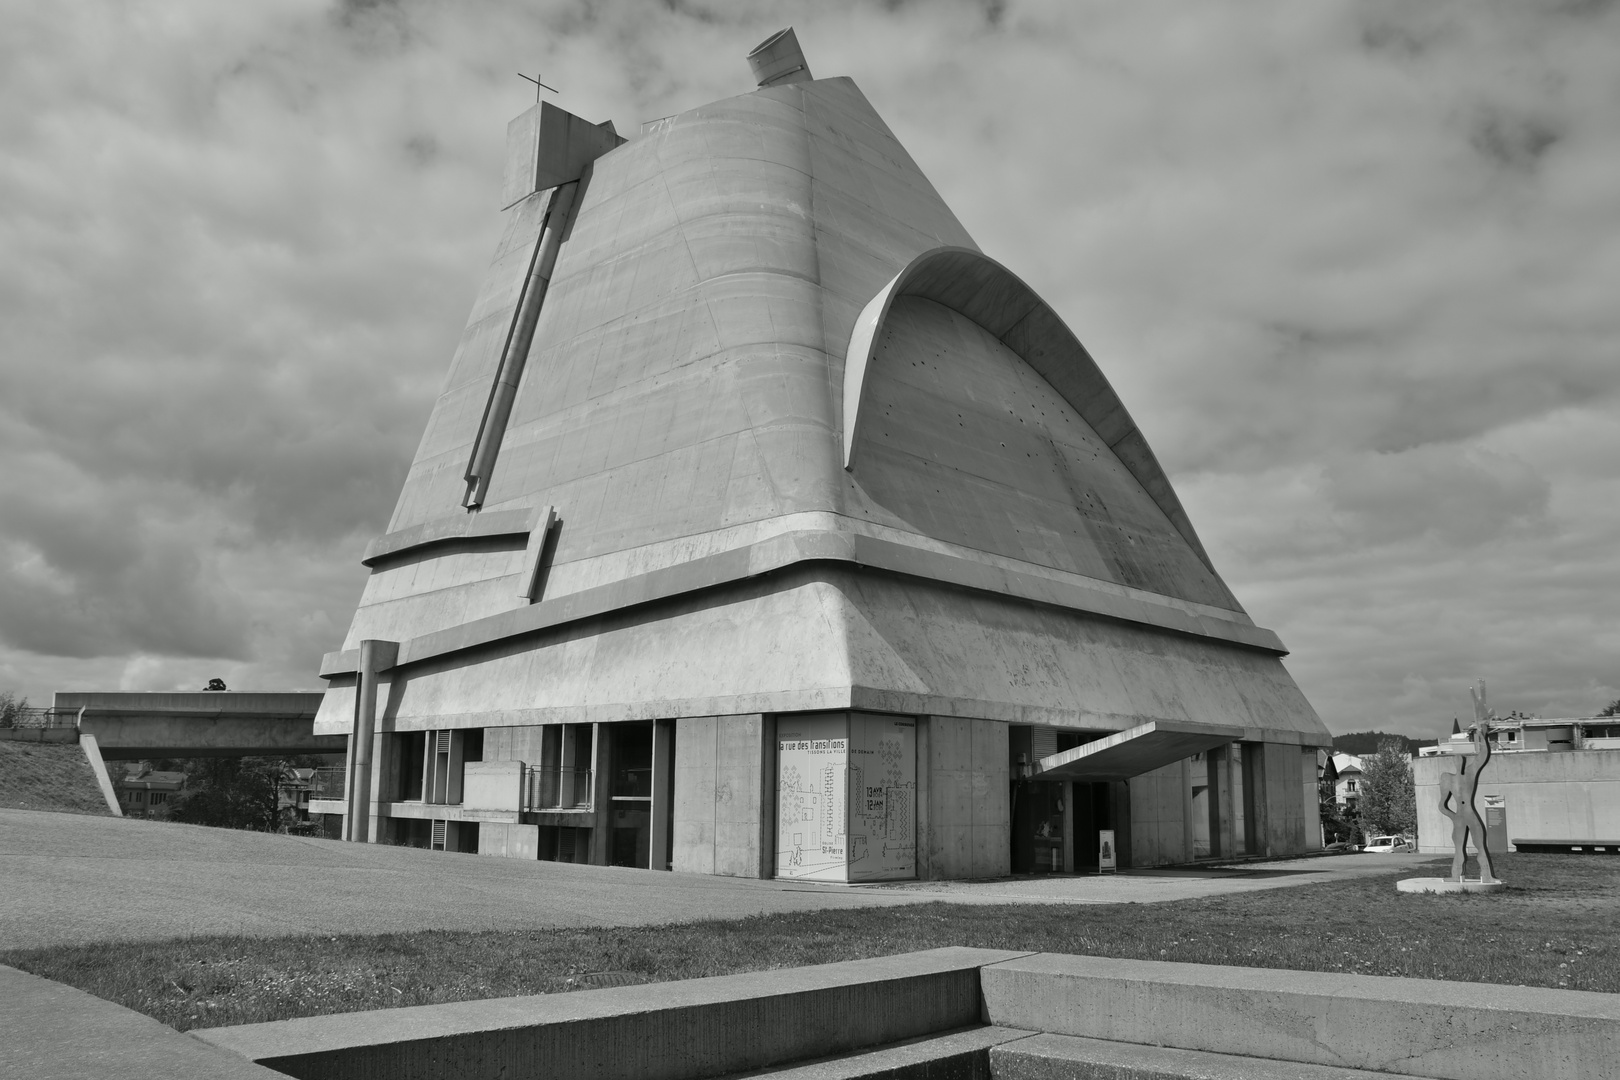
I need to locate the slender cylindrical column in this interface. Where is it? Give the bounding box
[345,639,398,842]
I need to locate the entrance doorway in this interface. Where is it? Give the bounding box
[1071,781,1114,871]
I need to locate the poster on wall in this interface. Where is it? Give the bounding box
[847,714,916,882]
[776,714,849,882]
[1098,829,1117,873]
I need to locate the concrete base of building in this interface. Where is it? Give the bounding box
[1396,876,1507,894]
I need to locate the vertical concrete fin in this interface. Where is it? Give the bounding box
[519,505,560,602]
[78,733,122,816]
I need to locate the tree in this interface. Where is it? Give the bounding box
[0,691,28,727]
[1318,773,1360,845]
[1357,737,1417,837]
[170,757,285,832]
[1600,700,1620,717]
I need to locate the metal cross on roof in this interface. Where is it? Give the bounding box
[518,71,558,101]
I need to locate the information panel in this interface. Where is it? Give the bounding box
[776,714,849,882]
[776,712,915,883]
[847,715,916,882]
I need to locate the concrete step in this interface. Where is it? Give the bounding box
[725,1026,1034,1079]
[989,1034,1424,1079]
[195,947,1032,1080]
[979,953,1620,1080]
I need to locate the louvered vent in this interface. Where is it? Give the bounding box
[431,820,447,850]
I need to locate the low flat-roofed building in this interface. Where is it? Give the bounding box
[1416,717,1620,853]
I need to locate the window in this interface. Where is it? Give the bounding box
[150,793,167,805]
[1345,779,1357,792]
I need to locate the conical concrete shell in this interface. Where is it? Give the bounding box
[315,76,1325,748]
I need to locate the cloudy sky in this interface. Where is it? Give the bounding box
[2,0,1616,736]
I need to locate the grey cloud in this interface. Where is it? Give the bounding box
[1323,445,1550,546]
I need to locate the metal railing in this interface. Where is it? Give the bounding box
[310,767,347,800]
[524,766,593,811]
[1,706,77,730]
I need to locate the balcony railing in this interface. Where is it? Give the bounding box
[524,766,593,811]
[310,767,347,800]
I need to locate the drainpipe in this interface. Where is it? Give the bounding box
[345,639,398,842]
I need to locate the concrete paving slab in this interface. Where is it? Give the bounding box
[0,810,1440,951]
[0,964,284,1080]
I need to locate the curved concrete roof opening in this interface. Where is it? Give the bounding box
[841,246,1237,611]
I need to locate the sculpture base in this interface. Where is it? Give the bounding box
[1396,877,1506,895]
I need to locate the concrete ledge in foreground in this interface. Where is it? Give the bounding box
[194,947,1030,1080]
[979,953,1620,1080]
[989,1032,1428,1079]
[0,965,285,1080]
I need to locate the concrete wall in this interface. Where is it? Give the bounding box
[918,716,1008,879]
[464,760,523,812]
[484,724,546,765]
[1260,741,1308,856]
[478,822,539,859]
[1414,749,1620,853]
[1128,758,1189,866]
[673,714,772,878]
[1301,745,1322,850]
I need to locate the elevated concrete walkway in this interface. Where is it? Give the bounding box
[53,691,340,760]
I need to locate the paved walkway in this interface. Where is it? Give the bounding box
[0,809,1439,950]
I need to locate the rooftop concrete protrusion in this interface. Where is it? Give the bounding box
[501,101,626,210]
[747,27,813,87]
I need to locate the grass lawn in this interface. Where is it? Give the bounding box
[0,741,111,815]
[3,853,1615,1032]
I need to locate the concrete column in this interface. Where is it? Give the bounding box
[1062,781,1076,873]
[649,719,674,871]
[587,723,613,865]
[914,717,932,880]
[1207,745,1228,859]
[345,639,398,843]
[757,714,776,879]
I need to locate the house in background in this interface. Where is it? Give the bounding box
[114,765,185,820]
[1327,752,1365,814]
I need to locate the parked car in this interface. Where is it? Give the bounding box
[1363,835,1414,853]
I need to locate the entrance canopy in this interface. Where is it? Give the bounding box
[1031,720,1243,782]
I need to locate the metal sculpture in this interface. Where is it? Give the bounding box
[1437,681,1497,883]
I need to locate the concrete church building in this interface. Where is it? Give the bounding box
[312,31,1330,881]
